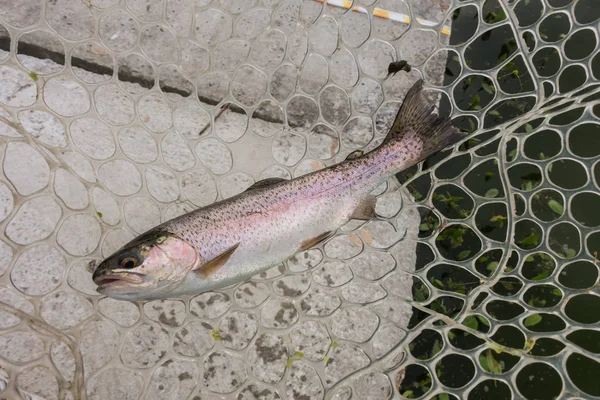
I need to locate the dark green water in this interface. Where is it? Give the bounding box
[401,0,599,398]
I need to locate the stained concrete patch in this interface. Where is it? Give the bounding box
[324,344,370,386]
[354,373,393,400]
[144,299,187,327]
[97,297,140,327]
[300,287,342,317]
[80,320,120,378]
[190,292,231,319]
[330,308,379,343]
[260,299,299,329]
[121,323,169,369]
[40,291,93,329]
[237,383,282,400]
[286,249,323,272]
[248,333,288,383]
[272,273,310,297]
[203,351,247,394]
[312,261,353,288]
[86,368,144,400]
[285,361,325,400]
[173,321,214,357]
[219,310,259,350]
[349,251,396,281]
[147,359,200,400]
[234,282,271,308]
[0,331,45,363]
[340,281,387,304]
[290,321,331,361]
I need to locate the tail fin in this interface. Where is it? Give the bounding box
[385,79,465,163]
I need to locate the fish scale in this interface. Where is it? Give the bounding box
[93,79,465,301]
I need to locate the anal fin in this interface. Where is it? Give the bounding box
[194,243,239,278]
[350,195,377,220]
[299,231,334,252]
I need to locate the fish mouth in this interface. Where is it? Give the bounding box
[93,271,145,290]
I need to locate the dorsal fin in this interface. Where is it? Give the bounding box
[247,177,288,191]
[345,150,364,161]
[193,243,239,278]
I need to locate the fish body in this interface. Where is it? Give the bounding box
[92,80,464,301]
[163,146,398,296]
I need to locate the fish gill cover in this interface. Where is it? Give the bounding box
[0,0,598,399]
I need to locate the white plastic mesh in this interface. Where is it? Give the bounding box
[0,0,598,399]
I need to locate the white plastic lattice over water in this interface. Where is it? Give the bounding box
[0,0,598,399]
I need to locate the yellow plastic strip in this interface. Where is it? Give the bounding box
[314,0,451,36]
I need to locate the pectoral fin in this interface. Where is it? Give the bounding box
[299,231,334,252]
[194,243,240,278]
[350,195,377,220]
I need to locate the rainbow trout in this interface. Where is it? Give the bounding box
[92,80,464,301]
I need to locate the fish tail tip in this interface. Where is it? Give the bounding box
[387,79,466,161]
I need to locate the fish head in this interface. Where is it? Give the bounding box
[92,231,198,300]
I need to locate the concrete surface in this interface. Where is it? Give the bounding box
[0,0,451,398]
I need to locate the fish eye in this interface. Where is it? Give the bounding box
[119,253,140,269]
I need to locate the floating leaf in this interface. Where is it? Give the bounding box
[482,81,495,94]
[458,250,472,260]
[96,211,103,218]
[432,339,443,357]
[469,94,482,111]
[28,71,39,81]
[476,315,490,327]
[547,199,564,215]
[490,215,506,228]
[484,9,506,23]
[532,271,550,281]
[487,261,499,272]
[420,223,431,231]
[479,354,488,371]
[564,248,577,258]
[484,349,503,374]
[518,233,539,247]
[524,314,542,327]
[463,315,479,330]
[485,188,499,198]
